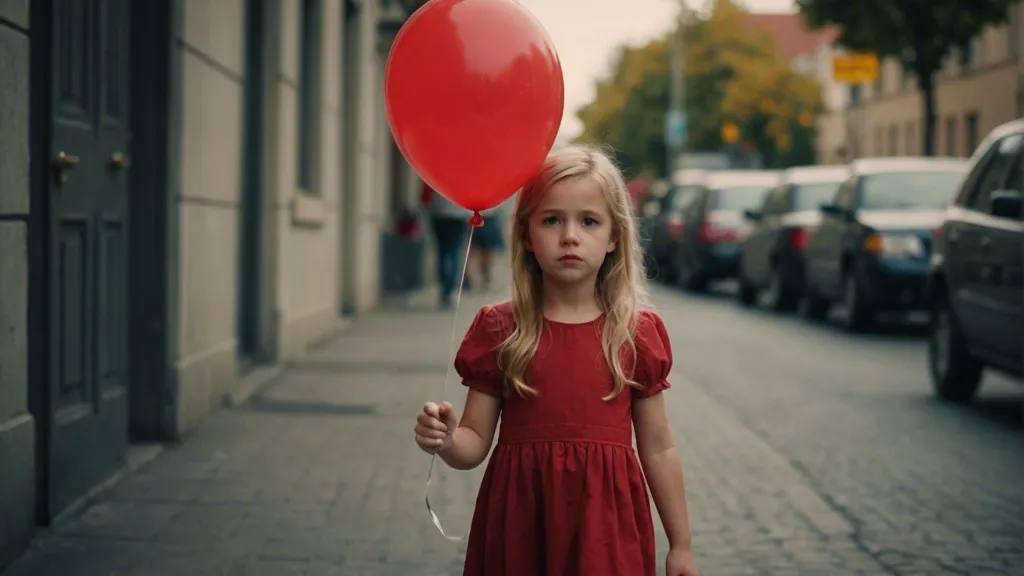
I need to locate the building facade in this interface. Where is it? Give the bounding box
[0,0,423,567]
[826,1,1023,162]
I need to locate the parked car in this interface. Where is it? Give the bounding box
[927,119,1024,403]
[736,165,851,311]
[802,157,969,331]
[669,170,782,291]
[640,171,706,280]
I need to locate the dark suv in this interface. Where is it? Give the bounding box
[927,119,1024,403]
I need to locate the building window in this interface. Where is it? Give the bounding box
[297,0,321,192]
[965,112,979,155]
[875,126,883,155]
[889,124,898,156]
[946,116,957,156]
[850,84,862,106]
[905,121,915,154]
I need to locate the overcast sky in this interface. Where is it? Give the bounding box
[512,0,797,139]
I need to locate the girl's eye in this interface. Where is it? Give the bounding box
[542,216,559,225]
[583,217,599,226]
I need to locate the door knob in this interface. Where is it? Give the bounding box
[108,151,132,170]
[52,151,79,184]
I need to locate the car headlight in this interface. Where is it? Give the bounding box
[863,233,925,258]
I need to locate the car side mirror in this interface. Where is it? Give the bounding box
[990,190,1023,220]
[820,203,846,218]
[743,209,762,221]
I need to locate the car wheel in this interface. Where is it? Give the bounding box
[929,294,983,403]
[766,267,798,313]
[737,273,757,306]
[842,270,873,332]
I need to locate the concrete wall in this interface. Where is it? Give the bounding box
[173,0,248,431]
[273,0,343,359]
[0,0,36,567]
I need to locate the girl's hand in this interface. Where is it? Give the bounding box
[414,401,458,454]
[666,547,700,576]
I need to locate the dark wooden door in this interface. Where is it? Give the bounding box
[46,0,132,517]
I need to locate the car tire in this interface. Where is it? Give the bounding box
[842,269,874,332]
[737,275,757,306]
[928,293,983,403]
[803,284,830,321]
[766,267,798,312]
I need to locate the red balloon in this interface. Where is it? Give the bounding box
[385,0,564,213]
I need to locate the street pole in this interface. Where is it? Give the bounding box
[666,1,686,179]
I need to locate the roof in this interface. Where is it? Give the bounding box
[672,169,708,186]
[850,157,970,175]
[784,165,851,184]
[705,170,782,188]
[741,13,838,61]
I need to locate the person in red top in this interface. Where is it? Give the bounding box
[414,145,700,576]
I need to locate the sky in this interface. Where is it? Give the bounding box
[512,0,798,141]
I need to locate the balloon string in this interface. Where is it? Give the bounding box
[426,223,476,542]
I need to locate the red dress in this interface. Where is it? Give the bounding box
[454,301,673,576]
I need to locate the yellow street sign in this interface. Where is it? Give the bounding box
[833,53,878,84]
[722,122,740,144]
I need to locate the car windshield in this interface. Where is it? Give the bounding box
[669,185,702,209]
[860,170,965,210]
[793,181,843,211]
[713,186,770,211]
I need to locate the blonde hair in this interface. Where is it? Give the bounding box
[499,144,651,401]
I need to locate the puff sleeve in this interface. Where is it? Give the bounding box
[453,305,508,398]
[632,310,673,400]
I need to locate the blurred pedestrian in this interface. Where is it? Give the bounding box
[422,181,472,309]
[468,205,506,291]
[413,145,700,576]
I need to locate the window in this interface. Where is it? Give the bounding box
[834,179,856,210]
[793,181,844,211]
[875,126,884,155]
[946,116,958,156]
[965,134,1023,213]
[905,121,916,155]
[712,186,772,211]
[860,169,969,211]
[888,124,898,156]
[762,185,790,216]
[849,84,862,106]
[297,0,321,192]
[964,112,979,156]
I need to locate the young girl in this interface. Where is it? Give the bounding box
[413,145,700,576]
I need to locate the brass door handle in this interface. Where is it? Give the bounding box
[108,151,132,170]
[52,151,79,184]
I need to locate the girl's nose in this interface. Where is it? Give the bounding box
[560,224,580,245]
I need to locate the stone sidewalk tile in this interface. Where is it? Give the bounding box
[4,278,894,576]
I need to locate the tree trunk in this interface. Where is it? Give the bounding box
[918,69,936,156]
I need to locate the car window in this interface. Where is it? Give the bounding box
[834,178,855,209]
[712,186,771,211]
[964,133,1023,213]
[793,181,843,211]
[670,185,702,209]
[859,170,967,210]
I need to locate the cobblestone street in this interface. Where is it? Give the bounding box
[3,281,1022,576]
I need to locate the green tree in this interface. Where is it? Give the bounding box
[797,0,1014,156]
[575,0,823,175]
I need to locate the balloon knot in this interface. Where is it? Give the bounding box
[469,212,484,227]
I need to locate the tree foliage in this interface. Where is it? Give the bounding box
[797,0,1014,155]
[575,0,823,176]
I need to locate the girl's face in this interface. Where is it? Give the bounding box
[525,176,617,286]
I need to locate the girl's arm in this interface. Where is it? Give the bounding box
[439,389,501,470]
[634,392,693,552]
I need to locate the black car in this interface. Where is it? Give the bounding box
[669,170,781,291]
[640,171,706,281]
[927,119,1023,403]
[737,165,850,311]
[802,157,968,331]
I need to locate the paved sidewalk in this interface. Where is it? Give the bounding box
[3,277,896,576]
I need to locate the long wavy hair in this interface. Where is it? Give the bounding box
[499,144,651,401]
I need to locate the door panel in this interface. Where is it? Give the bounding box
[46,0,132,518]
